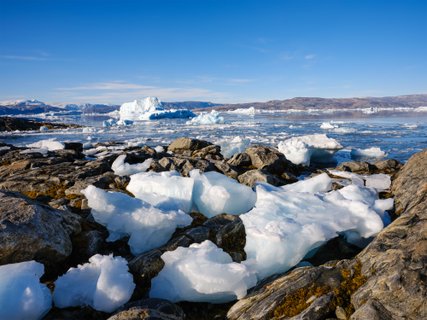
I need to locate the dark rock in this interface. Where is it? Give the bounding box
[0,116,79,132]
[64,142,83,153]
[108,298,185,320]
[245,145,297,175]
[192,145,223,160]
[213,160,241,179]
[336,161,376,174]
[43,306,108,320]
[374,159,402,174]
[227,152,252,167]
[168,138,212,154]
[215,217,246,262]
[0,191,81,269]
[238,169,292,187]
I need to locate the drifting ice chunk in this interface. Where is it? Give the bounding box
[215,136,251,158]
[190,170,256,218]
[111,154,153,176]
[82,185,192,255]
[350,147,386,159]
[320,122,337,130]
[228,107,256,115]
[53,254,135,313]
[150,240,257,303]
[241,181,384,279]
[0,261,52,320]
[277,134,342,166]
[27,138,64,151]
[119,97,194,121]
[127,171,194,213]
[103,119,133,127]
[365,173,391,191]
[281,173,332,193]
[187,110,224,125]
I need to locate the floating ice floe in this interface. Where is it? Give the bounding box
[27,138,64,151]
[350,147,386,159]
[241,175,386,279]
[39,126,49,132]
[82,185,192,255]
[414,106,427,112]
[215,136,251,158]
[277,134,342,166]
[190,170,256,218]
[228,107,256,116]
[119,97,195,121]
[186,110,225,125]
[53,254,135,313]
[150,240,257,303]
[0,261,52,320]
[320,122,338,130]
[127,171,195,213]
[111,154,153,176]
[103,119,134,127]
[281,172,332,193]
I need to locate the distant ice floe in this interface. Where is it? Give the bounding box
[277,134,342,166]
[350,147,386,159]
[402,123,418,129]
[227,107,256,116]
[81,185,192,255]
[320,121,356,133]
[102,119,133,127]
[186,110,225,125]
[215,136,251,158]
[150,240,257,303]
[111,154,152,176]
[119,97,195,121]
[241,174,387,279]
[27,138,65,151]
[414,106,427,112]
[53,254,135,313]
[0,261,52,320]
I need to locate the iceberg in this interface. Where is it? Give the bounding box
[53,254,135,313]
[350,147,386,159]
[0,261,52,320]
[186,110,225,125]
[215,136,251,158]
[277,134,342,166]
[241,175,385,279]
[228,107,256,115]
[190,170,256,218]
[150,240,257,303]
[82,185,192,255]
[127,171,195,213]
[119,97,195,121]
[111,154,153,176]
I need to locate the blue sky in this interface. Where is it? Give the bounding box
[0,0,426,104]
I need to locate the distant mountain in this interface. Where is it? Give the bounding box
[63,103,120,114]
[0,99,62,115]
[213,94,427,111]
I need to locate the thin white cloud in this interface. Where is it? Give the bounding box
[53,81,227,103]
[304,54,316,60]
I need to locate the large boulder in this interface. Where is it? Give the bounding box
[245,145,296,175]
[108,299,185,320]
[228,149,427,320]
[0,191,81,267]
[168,138,212,155]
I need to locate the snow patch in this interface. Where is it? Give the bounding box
[27,138,64,151]
[111,154,152,176]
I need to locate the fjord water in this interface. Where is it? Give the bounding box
[1,112,426,163]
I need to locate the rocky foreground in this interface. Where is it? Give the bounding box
[0,137,425,319]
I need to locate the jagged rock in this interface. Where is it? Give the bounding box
[213,160,241,179]
[245,145,296,175]
[373,159,402,174]
[336,161,375,174]
[238,169,292,187]
[192,145,223,160]
[108,298,185,320]
[227,149,427,320]
[227,152,252,167]
[168,138,212,155]
[0,191,81,268]
[43,306,108,320]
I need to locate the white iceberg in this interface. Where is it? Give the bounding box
[241,177,385,279]
[82,185,192,255]
[320,122,337,130]
[150,240,257,303]
[190,170,256,218]
[277,134,342,166]
[53,254,135,313]
[215,136,251,158]
[228,107,256,115]
[127,171,194,213]
[27,138,64,151]
[111,154,153,176]
[103,119,133,127]
[187,110,224,125]
[0,261,52,320]
[350,147,386,159]
[119,97,195,121]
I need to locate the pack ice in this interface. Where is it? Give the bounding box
[241,173,387,279]
[0,261,52,320]
[119,97,195,121]
[186,110,225,125]
[150,240,257,303]
[81,185,192,255]
[277,134,342,165]
[53,254,135,312]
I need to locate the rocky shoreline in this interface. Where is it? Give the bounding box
[0,135,425,319]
